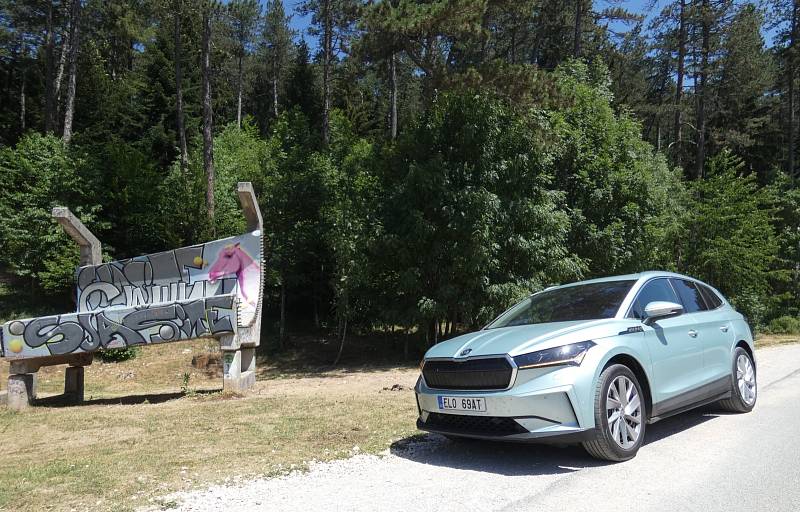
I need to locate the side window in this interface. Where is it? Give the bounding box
[671,279,707,313]
[698,284,723,309]
[629,279,680,319]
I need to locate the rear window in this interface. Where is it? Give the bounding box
[671,279,708,313]
[698,284,723,309]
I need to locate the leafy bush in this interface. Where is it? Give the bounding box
[766,316,800,335]
[95,346,141,363]
[0,133,105,293]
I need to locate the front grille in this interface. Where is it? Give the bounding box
[421,412,527,437]
[422,357,513,390]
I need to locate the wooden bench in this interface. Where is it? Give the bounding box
[1,182,264,410]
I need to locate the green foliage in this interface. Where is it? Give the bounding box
[550,60,687,276]
[380,92,583,331]
[766,315,800,335]
[1,0,799,347]
[95,346,141,363]
[769,173,800,317]
[675,151,779,326]
[0,133,105,292]
[211,119,271,237]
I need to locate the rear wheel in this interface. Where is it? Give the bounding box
[718,347,757,413]
[582,364,646,462]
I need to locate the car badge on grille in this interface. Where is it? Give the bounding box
[459,348,472,357]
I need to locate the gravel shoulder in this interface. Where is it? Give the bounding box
[152,344,800,512]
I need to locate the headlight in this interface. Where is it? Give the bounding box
[512,341,596,369]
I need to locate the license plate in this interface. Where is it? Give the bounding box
[437,396,487,413]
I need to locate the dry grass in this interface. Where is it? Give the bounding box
[0,340,420,512]
[755,333,800,348]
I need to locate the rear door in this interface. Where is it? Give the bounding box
[695,282,736,382]
[629,278,704,403]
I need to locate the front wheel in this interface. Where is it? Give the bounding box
[582,364,646,462]
[717,347,757,413]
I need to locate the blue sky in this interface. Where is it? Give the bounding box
[278,0,657,51]
[275,0,777,52]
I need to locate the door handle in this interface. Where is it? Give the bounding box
[688,330,698,338]
[719,325,729,333]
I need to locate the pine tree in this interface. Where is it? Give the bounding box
[226,0,261,129]
[262,0,294,119]
[712,4,776,175]
[299,0,360,145]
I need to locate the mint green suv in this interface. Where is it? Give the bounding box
[415,271,756,461]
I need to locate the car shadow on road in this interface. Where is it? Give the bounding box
[390,434,604,476]
[391,407,726,475]
[643,405,726,445]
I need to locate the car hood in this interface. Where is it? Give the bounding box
[424,318,641,359]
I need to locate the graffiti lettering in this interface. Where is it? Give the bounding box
[2,231,261,359]
[3,296,237,358]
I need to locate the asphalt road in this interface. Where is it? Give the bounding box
[165,344,800,512]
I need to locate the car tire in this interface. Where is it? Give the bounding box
[717,347,757,413]
[582,364,646,462]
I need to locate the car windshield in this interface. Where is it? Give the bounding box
[485,280,636,328]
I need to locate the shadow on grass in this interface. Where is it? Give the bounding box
[33,388,222,407]
[391,407,725,475]
[254,333,420,380]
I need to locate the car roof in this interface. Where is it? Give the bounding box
[542,271,700,291]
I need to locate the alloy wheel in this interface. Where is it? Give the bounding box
[736,354,757,406]
[606,375,642,449]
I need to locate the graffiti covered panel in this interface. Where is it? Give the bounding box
[76,230,262,326]
[1,295,237,359]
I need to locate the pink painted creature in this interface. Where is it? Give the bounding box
[208,243,260,310]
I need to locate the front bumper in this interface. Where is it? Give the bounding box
[415,364,595,443]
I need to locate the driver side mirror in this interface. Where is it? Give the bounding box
[642,301,684,326]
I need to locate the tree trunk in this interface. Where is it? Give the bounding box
[573,0,582,58]
[673,0,686,163]
[237,53,243,128]
[272,75,279,117]
[55,25,69,116]
[279,279,286,349]
[321,0,332,146]
[389,51,397,140]
[510,28,516,64]
[175,1,189,170]
[788,1,798,179]
[695,0,710,180]
[62,0,81,144]
[202,7,215,229]
[331,316,347,368]
[44,0,56,133]
[19,69,26,132]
